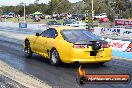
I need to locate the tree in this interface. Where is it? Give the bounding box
[0,9,3,15]
[110,0,132,18]
[48,0,71,14]
[69,1,85,14]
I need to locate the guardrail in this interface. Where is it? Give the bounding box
[112,50,132,59]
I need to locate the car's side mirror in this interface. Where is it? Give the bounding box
[36,33,40,36]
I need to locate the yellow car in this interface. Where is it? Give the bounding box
[24,26,112,66]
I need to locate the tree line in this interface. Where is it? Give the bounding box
[0,0,131,19]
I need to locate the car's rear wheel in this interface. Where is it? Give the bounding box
[50,49,61,66]
[24,41,32,58]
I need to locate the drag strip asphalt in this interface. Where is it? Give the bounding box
[0,36,132,88]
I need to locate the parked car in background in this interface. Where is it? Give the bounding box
[99,17,109,23]
[40,15,45,19]
[45,15,51,19]
[28,14,33,19]
[47,21,61,25]
[66,21,85,27]
[70,14,78,19]
[63,19,75,25]
[94,13,107,19]
[33,15,41,22]
[70,14,85,20]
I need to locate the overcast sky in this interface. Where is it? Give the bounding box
[0,0,82,6]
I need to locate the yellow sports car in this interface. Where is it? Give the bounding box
[24,26,112,66]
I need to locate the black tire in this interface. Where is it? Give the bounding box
[24,41,33,58]
[50,49,61,66]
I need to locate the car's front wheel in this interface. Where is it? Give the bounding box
[24,41,33,58]
[50,49,61,66]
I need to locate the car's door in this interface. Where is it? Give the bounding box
[35,28,58,57]
[41,28,58,57]
[33,32,47,54]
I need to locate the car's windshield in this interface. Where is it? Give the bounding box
[61,29,101,43]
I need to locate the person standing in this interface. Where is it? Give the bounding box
[0,15,2,22]
[17,14,20,22]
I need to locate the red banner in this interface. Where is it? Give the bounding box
[115,19,132,26]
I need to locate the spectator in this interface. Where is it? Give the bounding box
[35,15,40,22]
[17,14,20,22]
[0,15,2,22]
[4,16,7,22]
[25,15,28,20]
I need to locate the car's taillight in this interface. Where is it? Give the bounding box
[102,44,110,48]
[73,44,88,48]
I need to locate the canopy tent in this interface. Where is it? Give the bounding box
[33,11,42,15]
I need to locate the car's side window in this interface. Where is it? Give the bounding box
[40,28,58,38]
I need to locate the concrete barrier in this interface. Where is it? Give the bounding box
[105,38,132,58]
[0,22,48,31]
[94,27,132,39]
[110,40,131,51]
[112,50,132,59]
[94,27,132,58]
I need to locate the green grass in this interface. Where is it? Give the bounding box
[5,17,112,28]
[6,17,64,24]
